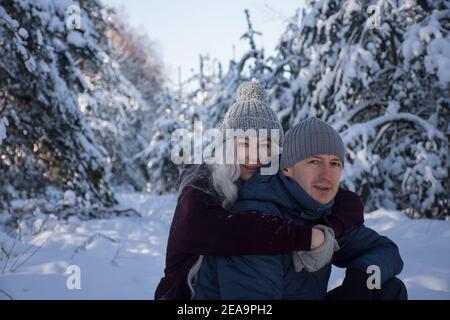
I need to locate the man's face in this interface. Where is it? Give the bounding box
[282,154,343,204]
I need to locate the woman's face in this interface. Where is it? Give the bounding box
[236,136,272,181]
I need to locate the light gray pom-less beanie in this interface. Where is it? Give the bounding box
[221,81,284,144]
[280,117,345,169]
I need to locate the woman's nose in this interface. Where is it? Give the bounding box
[247,150,259,165]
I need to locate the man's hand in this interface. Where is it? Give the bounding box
[326,268,373,300]
[311,228,325,249]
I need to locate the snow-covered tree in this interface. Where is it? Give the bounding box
[0,0,166,216]
[70,4,166,191]
[106,11,165,112]
[0,0,116,210]
[267,0,449,218]
[142,89,193,194]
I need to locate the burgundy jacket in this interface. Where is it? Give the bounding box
[154,176,364,300]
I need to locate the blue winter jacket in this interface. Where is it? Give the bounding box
[193,172,403,300]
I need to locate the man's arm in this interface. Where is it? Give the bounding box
[332,225,404,284]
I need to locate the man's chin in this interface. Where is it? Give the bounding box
[316,198,333,205]
[310,192,335,205]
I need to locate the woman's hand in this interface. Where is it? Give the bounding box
[311,228,325,249]
[293,225,339,272]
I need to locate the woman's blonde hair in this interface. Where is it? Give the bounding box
[178,136,241,209]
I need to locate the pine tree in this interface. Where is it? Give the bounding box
[0,0,166,216]
[269,0,449,218]
[142,89,192,193]
[0,0,116,211]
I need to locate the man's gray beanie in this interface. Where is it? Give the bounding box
[280,117,346,169]
[221,81,284,144]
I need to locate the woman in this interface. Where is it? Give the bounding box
[154,81,364,300]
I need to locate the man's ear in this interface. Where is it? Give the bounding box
[281,167,291,176]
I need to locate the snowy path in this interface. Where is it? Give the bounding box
[0,192,449,300]
[0,193,176,299]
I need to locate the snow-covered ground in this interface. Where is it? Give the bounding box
[0,192,449,300]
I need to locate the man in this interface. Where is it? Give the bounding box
[193,117,407,300]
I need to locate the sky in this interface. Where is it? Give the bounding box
[101,0,304,83]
